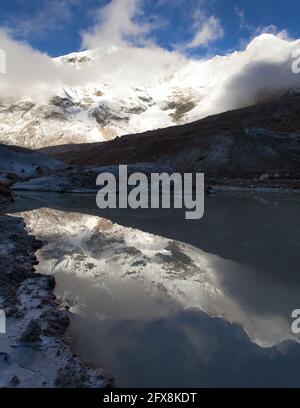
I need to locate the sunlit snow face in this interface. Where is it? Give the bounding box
[1,30,300,150]
[1,29,300,118]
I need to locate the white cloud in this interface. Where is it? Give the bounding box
[255,25,291,41]
[186,15,224,48]
[0,29,86,103]
[4,0,80,38]
[82,0,152,49]
[82,0,225,50]
[235,8,291,42]
[235,7,251,31]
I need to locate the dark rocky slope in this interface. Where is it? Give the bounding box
[40,94,300,187]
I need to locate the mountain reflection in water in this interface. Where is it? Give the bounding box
[6,191,300,387]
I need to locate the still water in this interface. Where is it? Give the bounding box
[7,192,300,387]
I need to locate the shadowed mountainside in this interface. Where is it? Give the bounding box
[40,94,300,183]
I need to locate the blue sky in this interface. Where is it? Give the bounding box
[0,0,299,57]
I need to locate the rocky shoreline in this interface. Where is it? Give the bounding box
[0,213,112,388]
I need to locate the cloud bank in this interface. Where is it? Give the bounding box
[0,29,86,103]
[185,34,300,120]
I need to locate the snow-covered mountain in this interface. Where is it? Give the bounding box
[14,207,299,348]
[1,34,300,149]
[0,47,202,148]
